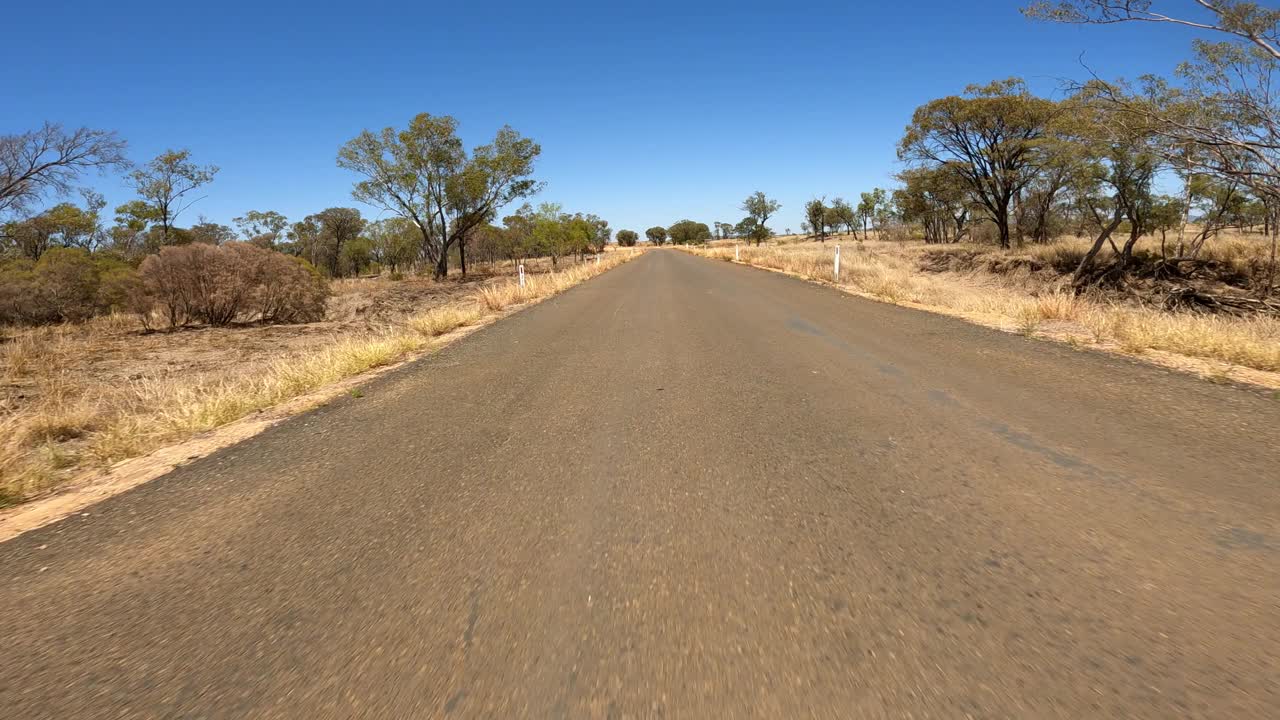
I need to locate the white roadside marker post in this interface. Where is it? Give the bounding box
[735,244,740,261]
[596,253,601,267]
[834,244,841,283]
[518,263,525,288]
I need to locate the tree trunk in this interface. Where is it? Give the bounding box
[1267,204,1278,298]
[434,250,448,280]
[1072,208,1125,289]
[459,235,467,279]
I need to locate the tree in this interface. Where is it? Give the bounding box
[584,214,611,254]
[125,149,219,246]
[646,226,668,245]
[734,217,759,240]
[667,219,712,244]
[296,207,365,277]
[233,210,290,248]
[616,229,639,247]
[740,191,780,245]
[1053,88,1161,287]
[1025,1,1280,292]
[337,113,541,280]
[532,203,573,266]
[564,213,599,260]
[898,79,1057,248]
[365,217,422,272]
[503,205,538,260]
[2,196,103,259]
[0,123,128,218]
[857,188,888,236]
[1023,1,1280,60]
[894,167,972,244]
[830,197,859,238]
[188,220,237,246]
[804,199,829,242]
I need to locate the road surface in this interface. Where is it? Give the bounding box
[2,249,1278,718]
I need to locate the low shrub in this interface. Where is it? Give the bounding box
[0,250,142,325]
[137,243,329,328]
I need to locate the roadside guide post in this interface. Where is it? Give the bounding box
[834,245,841,283]
[518,263,525,288]
[735,244,740,261]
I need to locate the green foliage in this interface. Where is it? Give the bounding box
[337,113,542,278]
[740,191,780,244]
[804,199,829,240]
[188,222,236,246]
[0,249,144,324]
[2,199,102,259]
[616,229,639,247]
[125,149,219,245]
[829,198,858,236]
[290,207,365,277]
[365,217,423,271]
[645,226,668,245]
[667,219,711,245]
[233,210,290,248]
[898,79,1057,248]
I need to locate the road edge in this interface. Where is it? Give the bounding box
[0,255,641,543]
[677,247,1280,393]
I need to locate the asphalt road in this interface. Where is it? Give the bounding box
[2,249,1278,718]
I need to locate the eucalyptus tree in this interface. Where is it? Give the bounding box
[894,167,971,244]
[804,198,829,241]
[2,200,102,259]
[830,197,859,238]
[857,188,888,236]
[898,79,1058,248]
[365,217,421,272]
[1025,1,1280,291]
[292,207,365,276]
[233,210,290,248]
[616,229,639,247]
[645,226,668,245]
[338,113,541,279]
[503,205,538,260]
[1052,87,1161,286]
[125,149,219,245]
[740,191,780,245]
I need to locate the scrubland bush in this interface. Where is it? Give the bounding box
[138,243,329,329]
[0,249,138,325]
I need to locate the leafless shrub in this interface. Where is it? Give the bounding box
[138,243,328,329]
[249,250,329,323]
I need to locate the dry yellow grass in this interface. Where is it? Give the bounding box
[686,241,1280,376]
[0,249,642,506]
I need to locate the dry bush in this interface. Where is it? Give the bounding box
[250,250,329,323]
[138,243,329,328]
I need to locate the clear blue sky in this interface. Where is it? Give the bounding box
[8,1,1195,236]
